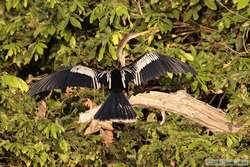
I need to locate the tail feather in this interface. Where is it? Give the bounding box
[94,90,136,122]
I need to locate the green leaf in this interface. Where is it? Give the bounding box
[70,16,82,29]
[189,157,196,167]
[98,44,106,62]
[36,46,44,55]
[109,10,116,24]
[47,100,62,111]
[57,19,69,30]
[180,50,194,61]
[42,126,50,139]
[226,136,233,147]
[167,72,173,79]
[115,5,129,17]
[70,36,76,48]
[201,83,208,92]
[111,33,120,45]
[39,151,48,166]
[190,0,199,6]
[50,124,58,139]
[5,0,12,11]
[237,0,249,10]
[48,25,56,35]
[147,35,154,45]
[184,53,194,61]
[59,139,70,153]
[99,16,108,31]
[184,10,192,22]
[218,21,224,32]
[1,74,29,92]
[59,153,69,162]
[192,10,199,20]
[191,80,199,91]
[223,17,231,28]
[89,5,104,23]
[108,42,117,60]
[190,45,197,56]
[69,2,77,12]
[23,0,28,8]
[73,0,85,12]
[235,36,243,51]
[7,49,13,57]
[204,0,217,10]
[48,0,56,8]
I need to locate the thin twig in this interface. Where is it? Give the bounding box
[217,91,226,108]
[134,0,143,15]
[243,27,249,53]
[216,0,250,21]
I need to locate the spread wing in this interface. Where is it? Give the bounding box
[28,65,106,96]
[121,52,196,85]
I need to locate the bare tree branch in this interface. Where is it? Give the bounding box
[79,90,246,133]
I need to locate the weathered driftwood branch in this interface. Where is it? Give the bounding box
[79,90,241,133]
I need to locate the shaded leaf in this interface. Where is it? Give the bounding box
[70,16,82,29]
[235,36,243,51]
[204,0,217,10]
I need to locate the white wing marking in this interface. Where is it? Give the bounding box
[70,65,100,89]
[134,52,159,85]
[107,72,111,89]
[120,70,126,89]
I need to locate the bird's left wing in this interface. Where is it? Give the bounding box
[28,65,103,96]
[121,52,196,85]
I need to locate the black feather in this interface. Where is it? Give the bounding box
[121,52,196,85]
[94,90,136,121]
[28,68,96,96]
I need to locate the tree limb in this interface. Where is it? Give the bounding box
[79,90,243,133]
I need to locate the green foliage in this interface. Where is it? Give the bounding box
[0,0,249,166]
[1,74,29,92]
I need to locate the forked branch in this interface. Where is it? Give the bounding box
[79,90,245,133]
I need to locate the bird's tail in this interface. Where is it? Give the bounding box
[94,90,136,122]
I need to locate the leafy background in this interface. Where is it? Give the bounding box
[0,0,249,166]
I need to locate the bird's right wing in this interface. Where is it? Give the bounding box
[122,52,196,85]
[28,65,104,96]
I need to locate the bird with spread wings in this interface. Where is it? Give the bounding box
[29,52,196,122]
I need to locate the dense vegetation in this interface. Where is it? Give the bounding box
[0,0,249,166]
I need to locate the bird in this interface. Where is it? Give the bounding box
[28,52,196,122]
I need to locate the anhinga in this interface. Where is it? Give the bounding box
[28,52,196,122]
